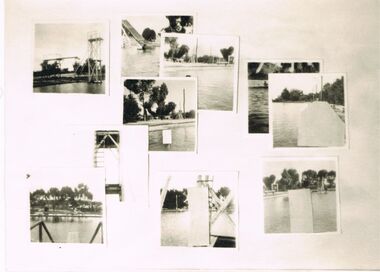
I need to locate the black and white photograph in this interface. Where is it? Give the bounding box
[159,172,237,247]
[248,61,321,134]
[121,15,194,77]
[269,73,347,148]
[123,77,197,152]
[160,34,239,111]
[29,169,106,243]
[262,158,339,234]
[33,23,108,94]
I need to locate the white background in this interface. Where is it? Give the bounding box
[3,0,380,271]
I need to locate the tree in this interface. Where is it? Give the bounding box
[216,187,231,198]
[289,89,303,101]
[263,175,276,190]
[321,77,344,105]
[48,187,60,209]
[279,168,300,190]
[60,186,75,207]
[142,28,156,42]
[124,79,156,120]
[30,189,47,207]
[185,110,196,119]
[123,94,141,123]
[281,88,290,101]
[327,170,336,188]
[301,170,318,188]
[220,46,234,62]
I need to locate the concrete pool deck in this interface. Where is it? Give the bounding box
[298,101,345,147]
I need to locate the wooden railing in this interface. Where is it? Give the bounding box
[89,222,103,243]
[30,221,55,243]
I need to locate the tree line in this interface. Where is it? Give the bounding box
[34,58,106,78]
[272,77,344,105]
[263,168,336,192]
[163,37,234,64]
[30,183,102,213]
[248,62,320,80]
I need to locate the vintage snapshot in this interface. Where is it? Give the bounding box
[262,158,339,234]
[33,22,108,94]
[123,77,197,152]
[160,34,239,111]
[160,172,238,247]
[121,15,194,77]
[29,169,106,243]
[248,61,321,133]
[269,73,347,148]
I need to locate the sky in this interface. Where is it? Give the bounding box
[163,34,238,58]
[124,15,193,36]
[269,73,345,99]
[262,159,337,181]
[124,78,197,112]
[28,168,105,202]
[159,171,238,191]
[34,23,106,71]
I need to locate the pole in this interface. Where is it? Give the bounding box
[183,88,185,116]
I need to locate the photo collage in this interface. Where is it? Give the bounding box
[30,14,346,248]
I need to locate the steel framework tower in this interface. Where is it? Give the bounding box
[87,31,103,83]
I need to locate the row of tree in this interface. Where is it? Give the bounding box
[163,38,234,64]
[248,62,320,80]
[30,183,102,213]
[34,58,105,78]
[263,169,336,192]
[272,77,344,105]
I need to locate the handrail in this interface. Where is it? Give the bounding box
[89,222,103,243]
[30,213,102,218]
[30,221,55,243]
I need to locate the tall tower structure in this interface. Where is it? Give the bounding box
[88,31,103,83]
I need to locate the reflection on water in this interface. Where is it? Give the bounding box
[248,87,269,133]
[33,82,105,94]
[273,102,309,147]
[162,66,234,111]
[149,125,195,151]
[264,191,337,233]
[30,218,103,243]
[122,45,160,76]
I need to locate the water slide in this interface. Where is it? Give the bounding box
[122,20,160,48]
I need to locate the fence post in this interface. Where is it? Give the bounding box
[39,222,43,242]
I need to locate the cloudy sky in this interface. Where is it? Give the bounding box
[34,23,106,71]
[262,158,337,181]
